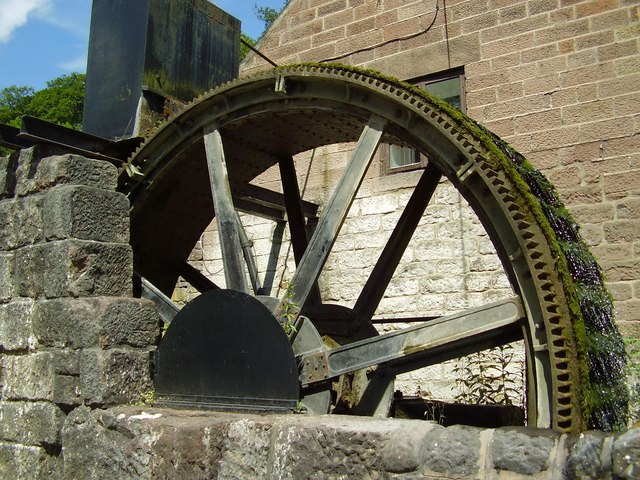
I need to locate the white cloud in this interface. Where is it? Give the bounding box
[0,0,53,43]
[57,53,86,72]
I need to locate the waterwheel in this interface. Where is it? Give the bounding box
[119,64,627,433]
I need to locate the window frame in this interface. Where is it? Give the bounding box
[382,68,466,175]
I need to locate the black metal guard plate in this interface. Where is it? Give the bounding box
[153,289,299,412]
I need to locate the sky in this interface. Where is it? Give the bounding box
[0,0,286,91]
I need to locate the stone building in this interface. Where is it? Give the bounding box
[177,0,639,400]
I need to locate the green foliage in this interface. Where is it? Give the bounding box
[131,389,155,407]
[254,3,281,32]
[277,281,298,336]
[0,85,34,125]
[625,336,640,425]
[26,73,85,129]
[254,1,290,34]
[240,2,290,61]
[240,33,256,62]
[453,344,523,406]
[0,73,85,129]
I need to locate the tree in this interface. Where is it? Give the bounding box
[0,73,85,130]
[254,1,290,35]
[240,33,256,62]
[0,86,34,126]
[26,73,85,129]
[254,5,280,32]
[240,1,289,61]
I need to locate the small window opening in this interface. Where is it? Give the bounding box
[384,68,466,174]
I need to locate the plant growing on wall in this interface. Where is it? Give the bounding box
[453,344,523,406]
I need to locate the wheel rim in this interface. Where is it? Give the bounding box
[121,64,623,433]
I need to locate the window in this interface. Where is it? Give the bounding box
[384,68,465,174]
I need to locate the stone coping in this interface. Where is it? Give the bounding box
[60,406,640,479]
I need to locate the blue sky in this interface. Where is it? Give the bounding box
[0,0,285,91]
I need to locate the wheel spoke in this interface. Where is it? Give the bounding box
[279,156,309,265]
[235,211,262,294]
[354,162,442,320]
[203,127,248,293]
[279,156,322,305]
[285,114,387,311]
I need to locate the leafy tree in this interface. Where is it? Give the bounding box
[240,1,290,61]
[254,5,280,32]
[254,1,290,34]
[0,86,35,125]
[240,33,256,61]
[0,73,85,130]
[26,73,85,129]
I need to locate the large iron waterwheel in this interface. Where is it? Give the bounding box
[119,65,627,433]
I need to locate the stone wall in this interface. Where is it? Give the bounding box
[0,148,159,478]
[60,406,640,479]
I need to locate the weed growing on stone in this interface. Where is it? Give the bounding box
[131,389,155,407]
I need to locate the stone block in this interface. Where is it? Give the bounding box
[43,185,129,243]
[0,401,66,446]
[3,352,55,401]
[0,442,62,480]
[97,298,159,348]
[490,427,557,476]
[16,149,117,196]
[62,406,230,479]
[62,406,154,479]
[2,351,81,406]
[419,424,481,477]
[52,349,81,375]
[80,348,154,406]
[32,298,80,346]
[15,240,132,299]
[613,428,640,479]
[0,252,14,303]
[382,422,442,473]
[604,220,640,244]
[0,196,44,251]
[51,374,82,407]
[0,153,17,199]
[33,297,159,349]
[14,147,44,197]
[268,417,390,478]
[0,300,35,351]
[564,430,608,479]
[216,418,272,479]
[13,244,46,298]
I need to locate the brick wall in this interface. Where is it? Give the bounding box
[237,1,640,332]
